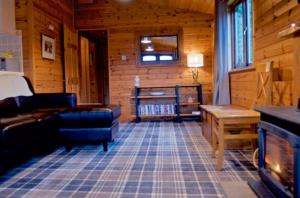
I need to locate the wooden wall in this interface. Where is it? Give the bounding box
[15,0,74,93]
[76,0,214,121]
[230,0,300,108]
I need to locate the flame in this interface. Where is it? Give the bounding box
[274,164,281,173]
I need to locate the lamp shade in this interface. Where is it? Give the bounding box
[141,37,152,44]
[187,53,204,68]
[145,46,154,52]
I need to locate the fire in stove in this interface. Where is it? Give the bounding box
[265,132,294,194]
[273,164,281,173]
[250,106,300,198]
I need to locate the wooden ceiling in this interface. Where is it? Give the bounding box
[141,0,215,15]
[78,0,215,15]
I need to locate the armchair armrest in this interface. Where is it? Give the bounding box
[33,93,77,109]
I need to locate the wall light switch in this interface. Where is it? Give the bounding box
[121,55,127,61]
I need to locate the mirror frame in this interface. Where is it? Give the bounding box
[135,27,183,67]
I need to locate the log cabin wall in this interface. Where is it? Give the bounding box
[15,0,74,93]
[75,1,214,121]
[230,0,300,108]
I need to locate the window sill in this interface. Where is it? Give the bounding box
[229,66,255,74]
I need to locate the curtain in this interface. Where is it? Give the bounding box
[213,0,231,105]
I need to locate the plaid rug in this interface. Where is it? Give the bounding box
[0,121,258,198]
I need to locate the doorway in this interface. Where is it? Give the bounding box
[79,30,109,104]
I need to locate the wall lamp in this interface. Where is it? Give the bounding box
[141,37,152,44]
[187,53,204,83]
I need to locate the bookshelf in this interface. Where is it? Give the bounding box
[132,84,203,122]
[133,95,177,99]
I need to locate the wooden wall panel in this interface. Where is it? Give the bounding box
[230,0,300,108]
[294,37,300,105]
[230,70,257,108]
[32,8,64,93]
[76,1,214,121]
[15,0,34,83]
[15,0,74,93]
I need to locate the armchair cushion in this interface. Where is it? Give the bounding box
[33,93,77,109]
[59,104,121,128]
[0,97,18,118]
[0,115,36,133]
[15,96,34,113]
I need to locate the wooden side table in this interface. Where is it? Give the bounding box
[200,105,260,170]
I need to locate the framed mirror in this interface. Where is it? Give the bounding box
[140,35,179,64]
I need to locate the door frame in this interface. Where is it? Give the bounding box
[78,29,109,104]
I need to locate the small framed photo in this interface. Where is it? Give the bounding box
[42,34,55,60]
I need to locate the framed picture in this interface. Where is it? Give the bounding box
[42,34,55,60]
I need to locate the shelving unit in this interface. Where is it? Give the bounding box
[177,102,200,106]
[176,85,203,120]
[132,84,203,122]
[133,95,177,99]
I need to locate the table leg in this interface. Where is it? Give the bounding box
[217,120,225,171]
[251,124,258,150]
[211,117,217,158]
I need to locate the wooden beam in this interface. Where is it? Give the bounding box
[274,0,299,17]
[78,0,94,4]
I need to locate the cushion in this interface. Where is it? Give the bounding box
[0,114,36,132]
[33,93,77,109]
[0,97,18,118]
[59,105,121,128]
[0,74,33,101]
[15,96,35,113]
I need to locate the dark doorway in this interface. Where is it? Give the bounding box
[79,30,109,104]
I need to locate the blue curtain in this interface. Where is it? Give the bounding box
[213,0,231,105]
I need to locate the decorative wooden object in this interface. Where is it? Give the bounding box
[252,61,293,107]
[252,62,274,108]
[273,68,293,106]
[200,105,260,171]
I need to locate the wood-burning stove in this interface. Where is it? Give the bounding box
[249,106,300,198]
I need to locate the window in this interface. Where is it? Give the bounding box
[159,55,173,61]
[140,35,179,64]
[142,55,157,62]
[231,0,253,68]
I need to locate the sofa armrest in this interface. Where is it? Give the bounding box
[33,93,77,109]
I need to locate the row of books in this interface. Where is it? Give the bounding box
[138,104,175,116]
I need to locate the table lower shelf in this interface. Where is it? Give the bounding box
[179,113,201,117]
[133,113,201,122]
[138,114,177,118]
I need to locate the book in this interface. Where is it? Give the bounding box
[139,104,175,116]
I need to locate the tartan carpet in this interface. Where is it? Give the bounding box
[0,121,258,198]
